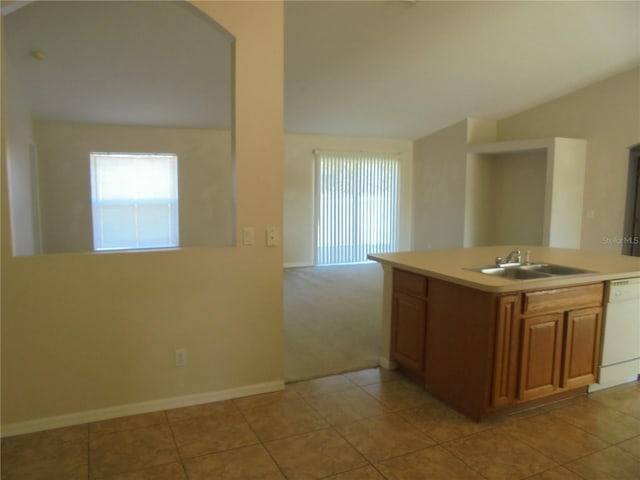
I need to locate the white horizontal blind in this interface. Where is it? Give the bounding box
[90,152,179,251]
[316,151,399,265]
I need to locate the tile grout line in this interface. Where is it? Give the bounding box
[166,400,268,474]
[519,464,591,480]
[587,393,640,423]
[258,375,382,478]
[163,409,190,480]
[327,423,377,476]
[437,433,499,480]
[514,414,616,465]
[545,406,633,447]
[297,372,499,478]
[86,423,91,480]
[235,402,291,479]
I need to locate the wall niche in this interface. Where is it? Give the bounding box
[464,137,587,249]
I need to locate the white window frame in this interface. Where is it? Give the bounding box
[89,152,179,251]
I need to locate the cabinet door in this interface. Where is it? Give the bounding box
[391,292,427,375]
[492,294,520,407]
[562,307,602,389]
[518,313,564,401]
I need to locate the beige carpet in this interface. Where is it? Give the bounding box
[284,263,383,381]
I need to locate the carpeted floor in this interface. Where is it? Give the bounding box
[284,263,383,381]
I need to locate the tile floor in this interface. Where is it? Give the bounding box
[2,368,639,480]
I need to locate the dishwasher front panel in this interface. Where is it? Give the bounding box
[589,278,640,392]
[601,299,640,366]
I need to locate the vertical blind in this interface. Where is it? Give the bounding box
[315,150,399,265]
[90,152,179,251]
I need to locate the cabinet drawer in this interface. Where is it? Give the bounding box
[523,283,603,315]
[393,269,428,297]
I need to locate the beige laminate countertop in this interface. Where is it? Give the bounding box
[368,246,640,293]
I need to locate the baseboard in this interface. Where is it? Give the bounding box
[283,262,314,269]
[378,356,397,370]
[1,380,285,438]
[588,361,640,393]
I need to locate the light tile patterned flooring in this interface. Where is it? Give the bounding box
[2,369,639,480]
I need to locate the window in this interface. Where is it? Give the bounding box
[315,150,399,265]
[90,152,179,251]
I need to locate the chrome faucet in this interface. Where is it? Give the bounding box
[505,249,521,264]
[495,249,521,267]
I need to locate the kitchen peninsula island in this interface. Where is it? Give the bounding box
[369,246,640,421]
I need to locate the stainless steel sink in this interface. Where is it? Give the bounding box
[467,263,596,280]
[477,267,550,280]
[519,263,595,276]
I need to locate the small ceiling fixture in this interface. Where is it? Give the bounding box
[30,49,46,60]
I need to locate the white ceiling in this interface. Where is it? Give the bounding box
[3,0,233,129]
[285,0,640,139]
[3,1,640,140]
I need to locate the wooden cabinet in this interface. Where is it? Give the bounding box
[391,270,428,377]
[522,283,603,315]
[491,283,604,406]
[390,269,604,420]
[518,312,564,401]
[562,307,602,389]
[492,294,520,407]
[392,293,426,374]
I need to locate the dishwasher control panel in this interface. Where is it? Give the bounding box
[607,277,640,303]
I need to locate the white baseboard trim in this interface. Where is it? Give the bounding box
[378,356,397,370]
[283,262,314,269]
[1,380,285,438]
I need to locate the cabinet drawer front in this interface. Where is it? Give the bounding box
[523,283,603,315]
[394,269,428,297]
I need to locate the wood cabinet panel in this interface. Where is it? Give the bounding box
[519,313,564,401]
[422,278,496,420]
[391,292,426,375]
[523,283,603,315]
[492,294,520,407]
[562,307,602,389]
[393,269,428,297]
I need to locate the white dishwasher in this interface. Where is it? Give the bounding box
[589,277,640,392]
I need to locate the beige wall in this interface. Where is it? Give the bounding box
[414,69,639,253]
[1,0,284,433]
[497,67,640,253]
[469,151,546,246]
[34,121,233,253]
[284,133,413,266]
[412,120,468,250]
[4,56,39,256]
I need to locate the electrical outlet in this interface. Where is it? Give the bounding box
[175,348,187,367]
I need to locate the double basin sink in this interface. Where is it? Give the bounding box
[468,263,596,280]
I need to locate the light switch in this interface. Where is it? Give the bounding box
[266,227,279,247]
[242,227,255,245]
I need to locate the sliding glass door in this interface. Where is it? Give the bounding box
[315,150,399,265]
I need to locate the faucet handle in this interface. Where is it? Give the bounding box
[495,256,502,266]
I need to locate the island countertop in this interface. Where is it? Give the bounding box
[368,246,640,293]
